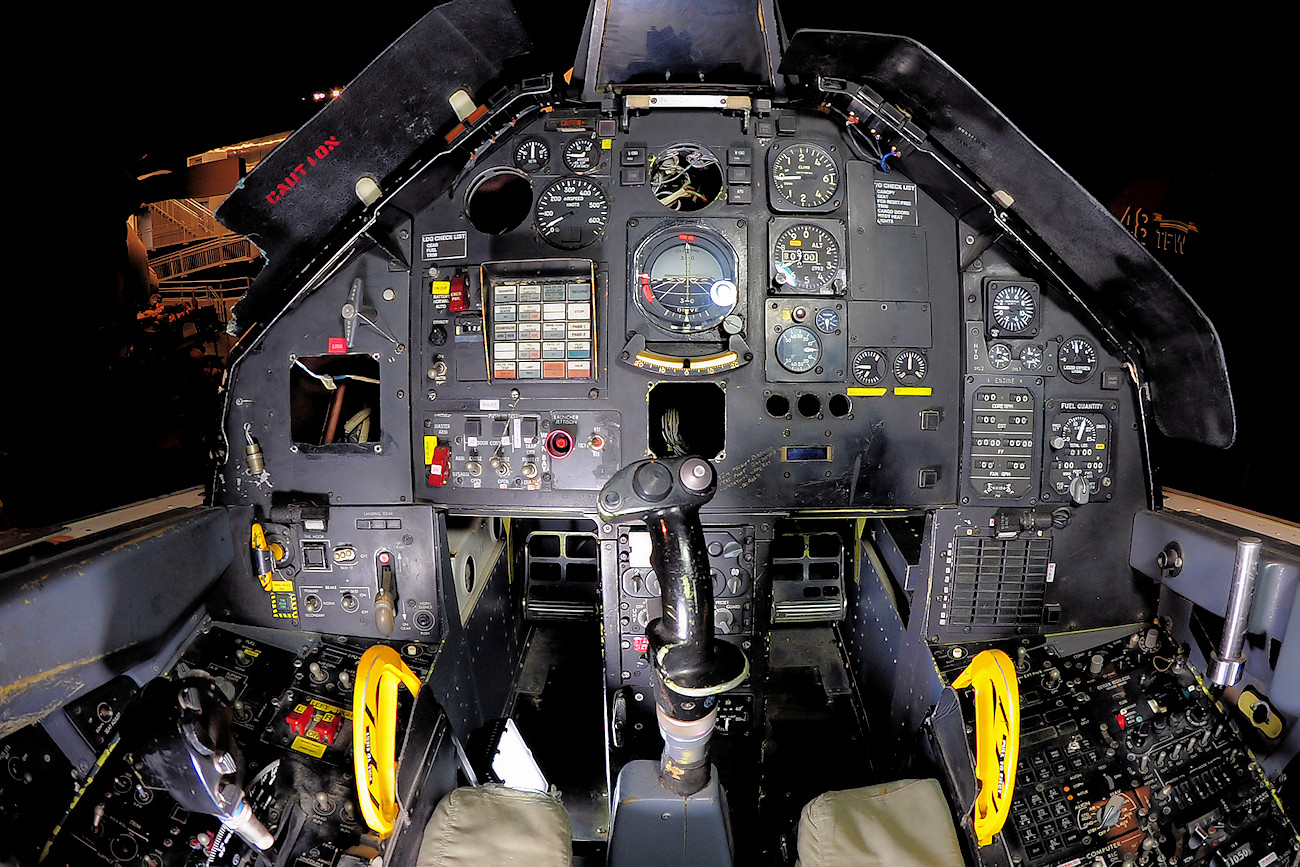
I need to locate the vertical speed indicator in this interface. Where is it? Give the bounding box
[770,143,840,211]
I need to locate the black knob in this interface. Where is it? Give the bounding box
[633,463,674,502]
[429,324,448,345]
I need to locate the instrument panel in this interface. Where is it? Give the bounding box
[375,106,1136,519]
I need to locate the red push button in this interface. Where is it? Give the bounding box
[545,429,573,459]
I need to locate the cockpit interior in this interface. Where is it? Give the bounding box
[3,2,1296,866]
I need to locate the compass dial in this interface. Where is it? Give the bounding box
[1059,336,1099,383]
[773,223,841,291]
[632,225,740,333]
[991,283,1037,333]
[852,349,886,385]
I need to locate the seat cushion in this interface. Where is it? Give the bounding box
[797,778,964,867]
[416,784,573,866]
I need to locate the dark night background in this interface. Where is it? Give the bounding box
[6,4,1286,528]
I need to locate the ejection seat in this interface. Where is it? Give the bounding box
[795,778,965,867]
[411,777,963,866]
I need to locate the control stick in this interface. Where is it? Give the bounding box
[126,675,274,850]
[599,456,749,796]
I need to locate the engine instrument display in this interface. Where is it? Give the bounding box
[513,137,550,172]
[772,223,841,292]
[562,135,601,172]
[631,225,740,333]
[851,348,886,385]
[893,349,928,383]
[534,177,609,250]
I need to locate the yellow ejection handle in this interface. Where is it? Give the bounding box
[952,649,1020,847]
[251,522,274,590]
[353,645,423,838]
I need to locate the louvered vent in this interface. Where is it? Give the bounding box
[524,530,600,621]
[945,536,1051,629]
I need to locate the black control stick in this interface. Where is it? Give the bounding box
[127,675,274,850]
[599,456,749,796]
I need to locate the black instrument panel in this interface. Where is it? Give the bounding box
[403,105,1138,519]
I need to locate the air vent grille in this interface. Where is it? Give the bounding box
[945,536,1051,628]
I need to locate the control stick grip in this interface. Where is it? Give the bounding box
[599,457,749,795]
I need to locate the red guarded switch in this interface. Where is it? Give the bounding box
[287,703,314,735]
[313,711,343,745]
[448,275,469,312]
[427,445,451,486]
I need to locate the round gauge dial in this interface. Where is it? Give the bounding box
[852,349,886,385]
[534,177,609,250]
[893,349,928,383]
[988,343,1013,370]
[1061,415,1097,448]
[562,135,600,173]
[771,143,839,210]
[814,308,840,334]
[775,326,823,373]
[512,137,550,173]
[632,225,740,333]
[773,223,841,291]
[1059,336,1099,383]
[991,284,1037,333]
[1020,344,1044,371]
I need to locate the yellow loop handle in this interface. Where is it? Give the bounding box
[952,649,1020,847]
[353,645,423,838]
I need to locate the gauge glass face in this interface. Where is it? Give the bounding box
[988,343,1012,370]
[814,308,840,334]
[513,137,550,173]
[852,349,886,385]
[893,349,928,383]
[534,177,608,250]
[773,223,841,291]
[775,326,822,373]
[1020,344,1044,370]
[992,284,1037,333]
[771,143,839,209]
[633,226,739,333]
[1063,415,1097,447]
[1059,336,1099,383]
[562,135,600,173]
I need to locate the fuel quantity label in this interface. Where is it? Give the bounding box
[968,387,1036,499]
